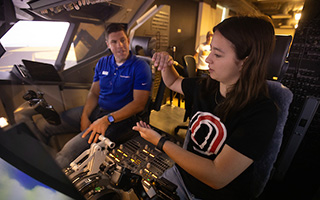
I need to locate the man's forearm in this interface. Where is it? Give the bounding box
[107,90,150,123]
[110,102,143,122]
[81,92,99,119]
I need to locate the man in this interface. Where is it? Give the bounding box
[36,23,152,168]
[194,31,213,77]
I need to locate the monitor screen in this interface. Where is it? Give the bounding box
[0,157,73,200]
[0,123,84,200]
[22,59,62,82]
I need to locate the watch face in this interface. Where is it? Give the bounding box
[108,115,114,123]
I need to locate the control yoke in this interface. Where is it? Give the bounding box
[15,90,61,125]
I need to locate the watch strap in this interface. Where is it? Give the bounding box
[156,136,168,152]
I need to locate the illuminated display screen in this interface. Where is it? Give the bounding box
[0,158,73,200]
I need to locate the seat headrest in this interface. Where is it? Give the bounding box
[130,36,156,57]
[267,35,292,80]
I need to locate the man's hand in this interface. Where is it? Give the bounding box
[82,116,109,144]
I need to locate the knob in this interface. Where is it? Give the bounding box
[146,162,151,169]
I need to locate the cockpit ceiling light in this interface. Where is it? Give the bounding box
[279,25,294,29]
[271,14,292,19]
[0,117,9,128]
[295,13,301,21]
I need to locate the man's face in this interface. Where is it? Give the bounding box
[106,30,130,63]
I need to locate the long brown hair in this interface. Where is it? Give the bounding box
[202,16,275,121]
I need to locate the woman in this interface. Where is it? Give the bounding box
[133,16,278,199]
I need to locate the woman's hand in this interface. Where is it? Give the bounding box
[132,121,162,146]
[152,52,175,71]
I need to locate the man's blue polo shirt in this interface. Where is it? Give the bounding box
[93,52,152,111]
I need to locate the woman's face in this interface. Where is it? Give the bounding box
[205,31,244,87]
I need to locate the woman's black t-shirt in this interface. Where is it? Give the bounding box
[178,78,277,199]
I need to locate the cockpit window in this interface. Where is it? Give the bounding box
[0,21,76,71]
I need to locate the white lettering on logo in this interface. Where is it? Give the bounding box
[102,71,108,75]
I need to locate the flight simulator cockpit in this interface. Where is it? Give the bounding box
[0,0,180,199]
[1,0,320,199]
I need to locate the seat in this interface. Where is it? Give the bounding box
[137,69,166,124]
[169,62,186,107]
[267,35,292,81]
[251,37,293,197]
[183,55,197,78]
[252,80,293,198]
[130,36,156,57]
[130,36,166,123]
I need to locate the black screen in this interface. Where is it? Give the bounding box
[0,123,84,200]
[22,59,62,82]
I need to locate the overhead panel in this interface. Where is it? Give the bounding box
[23,0,147,24]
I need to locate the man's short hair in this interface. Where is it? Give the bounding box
[105,23,127,40]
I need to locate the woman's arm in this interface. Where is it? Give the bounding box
[133,121,253,189]
[164,140,253,189]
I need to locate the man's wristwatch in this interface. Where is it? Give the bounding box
[107,114,115,124]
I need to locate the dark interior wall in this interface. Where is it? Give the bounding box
[152,0,198,65]
[261,0,320,199]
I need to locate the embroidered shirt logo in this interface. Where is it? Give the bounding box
[102,71,108,75]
